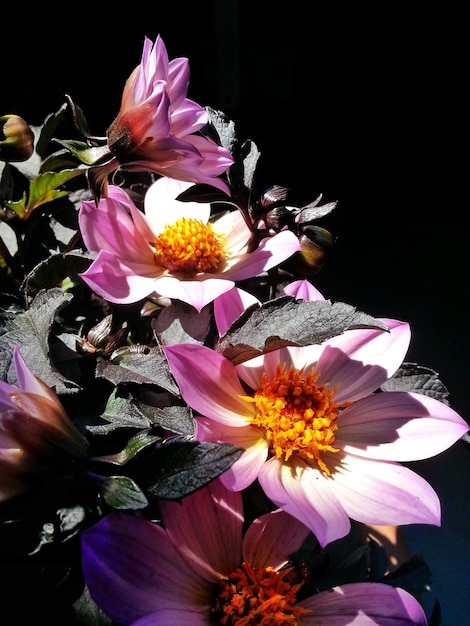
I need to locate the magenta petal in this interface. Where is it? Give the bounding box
[298,583,427,625]
[133,610,208,626]
[242,509,310,570]
[214,287,260,335]
[258,457,351,547]
[80,250,158,304]
[316,319,412,403]
[225,230,301,281]
[328,453,441,526]
[337,391,469,460]
[163,344,253,423]
[154,275,234,312]
[159,478,243,581]
[280,279,325,301]
[81,512,211,624]
[13,347,49,398]
[196,418,268,491]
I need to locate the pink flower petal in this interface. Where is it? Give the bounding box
[163,344,254,424]
[144,177,211,233]
[154,275,235,313]
[214,287,260,335]
[223,230,301,281]
[242,509,310,570]
[159,478,243,581]
[133,610,208,626]
[327,452,441,526]
[313,319,412,403]
[337,391,469,460]
[298,583,427,625]
[258,457,351,547]
[195,419,269,491]
[281,279,325,301]
[80,250,160,304]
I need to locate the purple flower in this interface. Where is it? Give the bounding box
[90,35,233,195]
[81,478,427,625]
[79,177,301,311]
[0,347,90,503]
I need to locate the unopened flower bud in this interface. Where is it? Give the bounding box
[0,114,34,162]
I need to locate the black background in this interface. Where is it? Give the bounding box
[2,2,469,624]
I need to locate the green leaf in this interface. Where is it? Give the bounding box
[96,348,180,394]
[216,297,388,365]
[144,440,244,500]
[54,139,110,166]
[97,430,162,465]
[4,168,84,219]
[86,388,153,434]
[0,287,80,394]
[381,362,451,404]
[98,475,149,510]
[21,250,94,300]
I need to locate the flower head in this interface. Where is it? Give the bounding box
[163,318,469,546]
[79,177,301,312]
[91,35,233,195]
[81,477,427,625]
[0,347,90,504]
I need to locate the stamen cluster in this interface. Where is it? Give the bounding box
[245,364,340,473]
[210,561,308,625]
[154,218,226,274]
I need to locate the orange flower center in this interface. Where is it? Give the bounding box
[243,363,343,474]
[210,561,308,625]
[154,217,226,274]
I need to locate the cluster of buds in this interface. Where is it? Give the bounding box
[250,185,336,275]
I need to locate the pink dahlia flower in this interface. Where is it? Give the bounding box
[0,347,90,503]
[81,478,427,625]
[79,177,301,312]
[163,318,469,546]
[96,35,233,195]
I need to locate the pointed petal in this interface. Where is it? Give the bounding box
[243,509,310,570]
[144,177,211,234]
[298,583,427,625]
[154,275,235,312]
[163,344,254,424]
[328,452,441,526]
[223,231,301,281]
[280,279,325,301]
[214,287,260,335]
[258,457,351,547]
[337,391,469,460]
[79,188,154,264]
[133,609,208,626]
[13,347,53,400]
[159,478,243,581]
[196,418,269,491]
[314,319,412,403]
[81,513,211,624]
[80,250,160,304]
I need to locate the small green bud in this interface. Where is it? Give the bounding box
[0,114,34,162]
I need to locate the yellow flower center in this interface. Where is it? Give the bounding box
[243,363,342,474]
[210,561,309,625]
[154,217,226,274]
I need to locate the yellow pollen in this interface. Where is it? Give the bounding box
[210,561,309,625]
[154,217,226,274]
[242,363,343,474]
